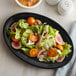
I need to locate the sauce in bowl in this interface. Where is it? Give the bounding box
[18,0,40,7]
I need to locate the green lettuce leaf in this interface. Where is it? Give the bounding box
[21,48,30,55]
[17,19,29,29]
[49,26,59,37]
[6,27,16,35]
[15,28,21,39]
[43,25,49,32]
[25,44,35,49]
[31,25,43,35]
[21,37,27,46]
[23,29,32,37]
[60,43,71,57]
[37,34,56,50]
[47,55,59,62]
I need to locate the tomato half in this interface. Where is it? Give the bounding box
[56,44,63,51]
[29,33,38,42]
[11,35,20,42]
[48,49,58,57]
[30,48,38,57]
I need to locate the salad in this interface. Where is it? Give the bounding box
[7,17,71,62]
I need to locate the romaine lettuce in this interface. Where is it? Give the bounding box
[49,26,59,37]
[23,29,32,37]
[17,19,29,29]
[31,25,43,35]
[25,44,35,49]
[21,36,27,46]
[60,43,71,57]
[15,28,21,39]
[47,55,59,62]
[21,48,30,55]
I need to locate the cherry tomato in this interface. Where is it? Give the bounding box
[27,17,35,25]
[30,48,38,57]
[29,33,38,42]
[56,44,63,51]
[27,1,33,6]
[11,35,20,42]
[48,49,58,57]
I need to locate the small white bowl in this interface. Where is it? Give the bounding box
[15,0,42,9]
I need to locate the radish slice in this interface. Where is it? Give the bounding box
[56,56,65,62]
[56,36,62,44]
[11,22,16,32]
[38,50,46,58]
[35,35,40,44]
[12,41,21,49]
[42,32,47,37]
[35,20,41,25]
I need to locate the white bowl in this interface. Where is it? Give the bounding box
[15,0,42,9]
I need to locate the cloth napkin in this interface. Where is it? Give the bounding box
[55,21,76,76]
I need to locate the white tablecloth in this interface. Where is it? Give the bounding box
[0,0,76,76]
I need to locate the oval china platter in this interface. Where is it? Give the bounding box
[3,13,73,69]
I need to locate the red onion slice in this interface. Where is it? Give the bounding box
[11,22,16,32]
[38,50,46,58]
[35,35,40,44]
[56,56,65,62]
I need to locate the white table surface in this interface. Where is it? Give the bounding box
[0,0,76,76]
